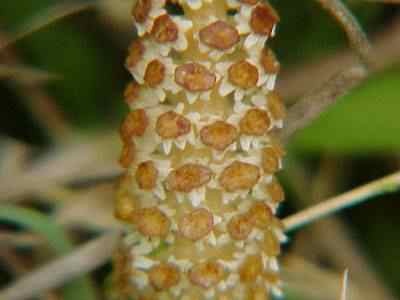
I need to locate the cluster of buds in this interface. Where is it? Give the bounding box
[113,0,287,299]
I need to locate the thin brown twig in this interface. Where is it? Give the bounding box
[0,232,45,248]
[315,0,374,67]
[279,65,368,143]
[279,16,400,102]
[278,15,400,103]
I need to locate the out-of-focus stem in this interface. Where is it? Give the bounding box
[340,269,349,300]
[0,31,73,142]
[279,65,368,143]
[283,170,400,232]
[285,157,397,300]
[315,0,374,67]
[0,231,121,300]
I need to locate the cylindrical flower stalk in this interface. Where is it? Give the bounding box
[113,0,287,299]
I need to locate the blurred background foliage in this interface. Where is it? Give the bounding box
[1,0,400,300]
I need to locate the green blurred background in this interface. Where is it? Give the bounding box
[1,0,400,299]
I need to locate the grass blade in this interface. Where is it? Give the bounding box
[0,205,96,300]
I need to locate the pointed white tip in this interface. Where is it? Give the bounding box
[340,269,349,300]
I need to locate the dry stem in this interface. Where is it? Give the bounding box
[0,135,120,202]
[284,170,400,231]
[315,0,374,67]
[278,16,400,101]
[279,65,368,143]
[286,158,396,300]
[341,270,349,300]
[0,231,121,300]
[0,31,72,141]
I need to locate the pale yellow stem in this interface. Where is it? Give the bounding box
[283,170,400,231]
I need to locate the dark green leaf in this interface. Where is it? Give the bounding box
[290,67,400,154]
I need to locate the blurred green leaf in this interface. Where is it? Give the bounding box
[0,2,127,129]
[290,66,400,154]
[284,289,309,300]
[1,0,97,49]
[0,205,96,300]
